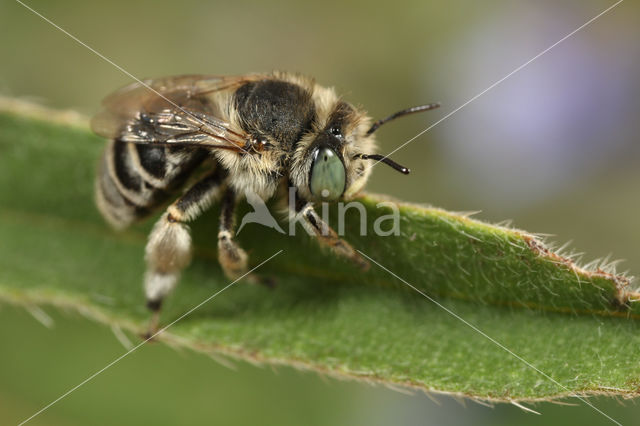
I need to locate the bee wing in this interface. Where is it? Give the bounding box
[91,74,264,151]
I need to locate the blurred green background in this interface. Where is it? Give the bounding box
[1,0,639,424]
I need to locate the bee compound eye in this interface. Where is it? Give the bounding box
[309,147,346,200]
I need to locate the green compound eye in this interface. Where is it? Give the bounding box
[309,147,346,200]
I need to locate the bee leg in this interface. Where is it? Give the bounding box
[291,192,370,271]
[217,187,274,287]
[217,187,249,278]
[143,169,225,337]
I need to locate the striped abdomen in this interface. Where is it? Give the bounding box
[96,140,206,229]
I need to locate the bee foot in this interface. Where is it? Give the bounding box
[355,257,370,271]
[141,310,161,341]
[247,274,277,289]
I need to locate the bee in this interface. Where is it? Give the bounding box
[91,72,439,332]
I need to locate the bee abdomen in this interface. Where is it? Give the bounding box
[96,139,205,229]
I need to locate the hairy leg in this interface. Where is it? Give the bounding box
[217,186,249,279]
[289,189,369,270]
[144,169,225,335]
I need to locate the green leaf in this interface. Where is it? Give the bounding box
[0,97,638,403]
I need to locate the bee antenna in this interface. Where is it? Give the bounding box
[366,103,440,136]
[353,153,410,175]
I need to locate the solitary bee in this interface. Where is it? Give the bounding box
[92,72,438,331]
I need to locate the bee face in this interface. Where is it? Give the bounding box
[289,90,375,202]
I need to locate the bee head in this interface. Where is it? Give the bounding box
[289,95,373,201]
[289,86,440,202]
